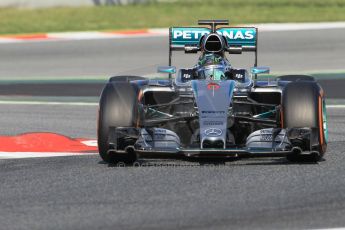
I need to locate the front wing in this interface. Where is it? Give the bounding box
[107,127,321,159]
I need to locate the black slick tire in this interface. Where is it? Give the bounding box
[109,75,146,82]
[97,81,139,164]
[277,75,315,82]
[282,81,327,162]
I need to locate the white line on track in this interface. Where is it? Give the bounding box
[326,105,345,109]
[314,228,345,230]
[246,22,345,31]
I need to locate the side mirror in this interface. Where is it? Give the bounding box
[157,66,176,74]
[251,66,270,75]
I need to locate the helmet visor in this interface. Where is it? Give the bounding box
[199,66,226,80]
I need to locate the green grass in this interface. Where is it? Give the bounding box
[0,0,345,34]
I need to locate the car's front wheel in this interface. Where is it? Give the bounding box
[282,80,327,162]
[98,81,139,164]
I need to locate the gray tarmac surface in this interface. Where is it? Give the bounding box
[1,78,345,98]
[4,152,345,230]
[0,104,97,138]
[1,28,345,230]
[0,106,345,230]
[0,28,344,78]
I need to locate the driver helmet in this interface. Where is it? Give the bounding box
[196,53,231,81]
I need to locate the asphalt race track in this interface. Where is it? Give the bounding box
[1,28,345,229]
[0,105,345,230]
[2,78,345,98]
[0,28,344,78]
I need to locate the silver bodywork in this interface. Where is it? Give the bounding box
[191,80,235,148]
[107,74,306,158]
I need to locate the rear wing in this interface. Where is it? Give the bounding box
[168,26,258,67]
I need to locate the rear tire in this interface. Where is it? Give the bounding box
[97,81,139,164]
[282,81,327,162]
[109,75,146,82]
[277,75,315,82]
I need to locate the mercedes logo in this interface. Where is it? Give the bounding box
[204,128,222,137]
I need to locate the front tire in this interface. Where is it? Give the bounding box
[282,81,327,162]
[98,81,139,164]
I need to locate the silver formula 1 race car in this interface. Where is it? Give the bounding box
[98,20,328,164]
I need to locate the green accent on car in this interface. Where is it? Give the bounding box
[228,80,235,97]
[213,70,224,81]
[157,66,176,74]
[191,80,198,97]
[251,67,270,75]
[254,110,275,119]
[198,53,223,66]
[171,27,256,47]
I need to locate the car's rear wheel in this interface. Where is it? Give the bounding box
[109,75,146,82]
[282,81,327,162]
[98,81,140,164]
[277,75,315,82]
